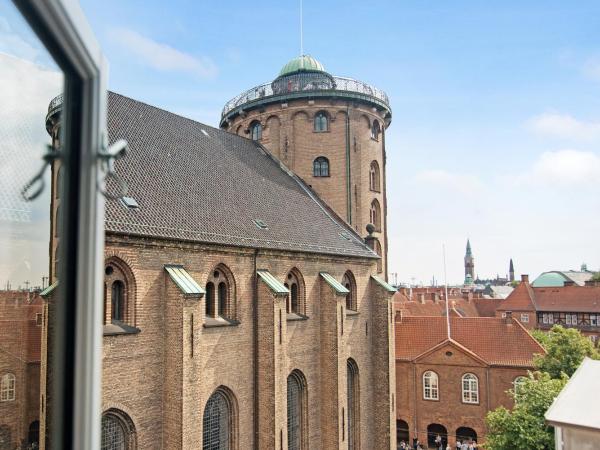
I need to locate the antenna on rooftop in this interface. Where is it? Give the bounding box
[300,0,304,55]
[443,244,451,339]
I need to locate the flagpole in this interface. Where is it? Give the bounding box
[443,244,451,339]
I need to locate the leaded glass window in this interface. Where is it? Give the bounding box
[287,372,303,450]
[101,414,126,450]
[347,359,359,450]
[203,391,231,450]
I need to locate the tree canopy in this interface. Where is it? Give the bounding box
[485,326,599,449]
[533,325,600,378]
[486,372,567,450]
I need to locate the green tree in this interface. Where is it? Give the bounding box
[591,271,600,282]
[533,325,600,378]
[485,372,567,450]
[530,329,550,349]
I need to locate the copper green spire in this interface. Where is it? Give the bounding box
[466,239,472,256]
[278,55,326,77]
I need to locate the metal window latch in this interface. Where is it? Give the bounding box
[98,135,129,200]
[22,145,60,201]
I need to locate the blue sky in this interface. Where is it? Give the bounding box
[2,0,600,286]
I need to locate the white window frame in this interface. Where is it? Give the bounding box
[566,313,577,326]
[0,373,16,401]
[423,371,439,400]
[521,313,529,323]
[461,373,479,404]
[513,376,527,400]
[591,315,599,327]
[13,1,106,449]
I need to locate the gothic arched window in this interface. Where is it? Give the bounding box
[287,370,307,450]
[205,265,236,321]
[314,111,328,132]
[371,120,381,140]
[203,388,236,450]
[370,199,381,231]
[369,161,380,192]
[423,371,439,400]
[347,359,360,450]
[111,280,125,322]
[462,373,479,404]
[313,157,330,177]
[0,373,15,401]
[250,121,262,141]
[284,269,305,315]
[342,271,357,311]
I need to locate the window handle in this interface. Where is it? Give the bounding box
[98,136,129,200]
[22,145,59,201]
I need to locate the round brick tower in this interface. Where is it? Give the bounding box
[220,55,392,277]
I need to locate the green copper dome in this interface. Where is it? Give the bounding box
[278,55,326,77]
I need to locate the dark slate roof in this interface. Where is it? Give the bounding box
[105,92,376,259]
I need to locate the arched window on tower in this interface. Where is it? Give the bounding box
[374,239,383,273]
[371,120,381,141]
[313,156,330,177]
[370,199,381,231]
[250,121,262,141]
[369,161,380,192]
[314,111,328,132]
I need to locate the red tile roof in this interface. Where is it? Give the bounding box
[497,283,600,313]
[393,292,499,318]
[395,316,544,367]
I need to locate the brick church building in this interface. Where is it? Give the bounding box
[40,56,397,450]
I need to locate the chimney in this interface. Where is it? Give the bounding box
[563,280,575,287]
[521,274,529,284]
[504,310,513,324]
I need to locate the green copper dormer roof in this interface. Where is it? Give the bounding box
[278,55,327,77]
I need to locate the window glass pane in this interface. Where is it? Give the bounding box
[0,4,63,450]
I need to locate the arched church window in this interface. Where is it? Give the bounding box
[342,271,357,311]
[313,156,329,177]
[104,258,135,327]
[287,370,307,450]
[284,269,305,315]
[0,373,16,401]
[205,265,236,321]
[314,111,328,132]
[203,387,236,450]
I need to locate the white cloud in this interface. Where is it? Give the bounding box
[109,27,218,79]
[519,149,600,187]
[583,56,600,82]
[414,169,483,194]
[527,112,600,141]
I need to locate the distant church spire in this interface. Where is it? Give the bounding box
[509,258,515,282]
[464,239,474,284]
